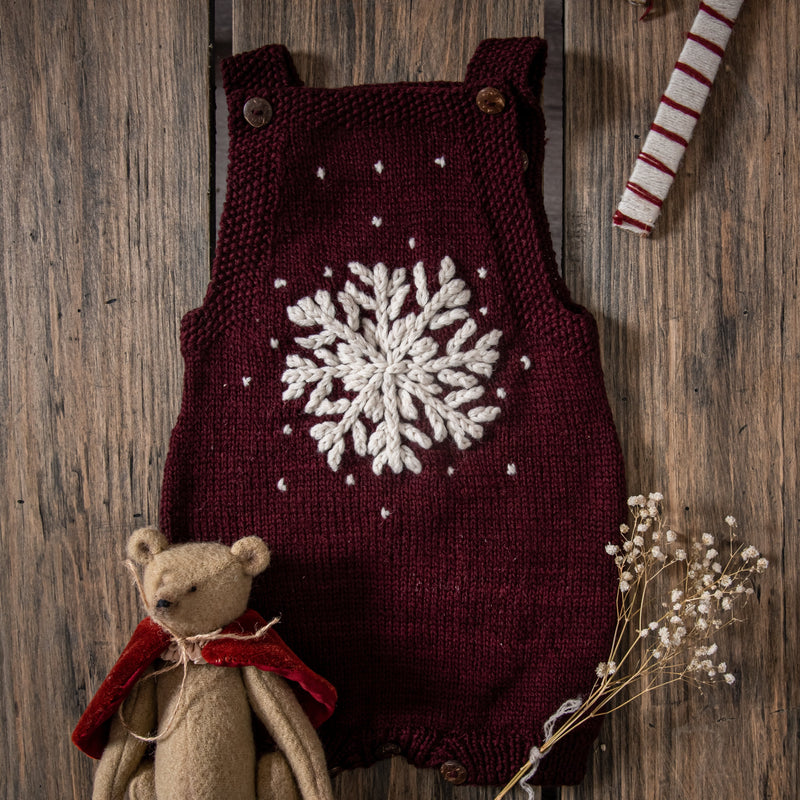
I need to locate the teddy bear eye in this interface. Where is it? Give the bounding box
[189,586,197,593]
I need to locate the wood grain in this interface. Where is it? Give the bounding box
[562,1,798,798]
[0,2,211,798]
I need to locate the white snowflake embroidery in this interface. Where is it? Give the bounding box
[281,256,503,475]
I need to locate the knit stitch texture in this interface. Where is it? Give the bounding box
[160,38,626,786]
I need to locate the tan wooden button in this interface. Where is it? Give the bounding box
[243,97,272,127]
[476,87,506,115]
[521,150,530,171]
[440,760,468,785]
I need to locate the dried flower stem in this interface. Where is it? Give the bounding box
[495,494,767,800]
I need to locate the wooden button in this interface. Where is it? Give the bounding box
[243,97,272,127]
[521,150,530,171]
[476,87,506,115]
[374,742,403,759]
[440,760,468,785]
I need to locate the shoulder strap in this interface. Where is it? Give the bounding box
[465,37,548,107]
[221,45,302,130]
[222,44,302,92]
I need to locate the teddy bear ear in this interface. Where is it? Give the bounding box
[230,536,271,577]
[127,527,169,565]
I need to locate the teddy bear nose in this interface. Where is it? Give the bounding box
[155,598,173,609]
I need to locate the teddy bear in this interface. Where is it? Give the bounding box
[73,528,337,800]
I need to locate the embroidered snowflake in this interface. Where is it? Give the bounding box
[281,256,503,475]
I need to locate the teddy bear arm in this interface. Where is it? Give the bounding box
[241,666,334,800]
[92,672,157,800]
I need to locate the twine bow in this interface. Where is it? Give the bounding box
[494,696,583,800]
[118,559,279,743]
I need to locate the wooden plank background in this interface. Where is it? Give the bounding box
[0,2,795,799]
[562,2,797,799]
[0,1,212,797]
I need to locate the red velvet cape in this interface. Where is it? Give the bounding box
[72,609,337,759]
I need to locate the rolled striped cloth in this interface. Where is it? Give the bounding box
[613,1,744,235]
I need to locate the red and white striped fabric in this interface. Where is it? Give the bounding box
[613,0,744,235]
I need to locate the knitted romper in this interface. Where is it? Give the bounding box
[160,38,626,787]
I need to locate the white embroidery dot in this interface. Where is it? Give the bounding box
[507,463,517,476]
[381,507,391,519]
[323,266,333,278]
[345,474,355,486]
[477,267,488,279]
[497,387,507,399]
[242,376,252,387]
[374,160,384,174]
[277,478,288,492]
[521,355,531,370]
[371,216,383,228]
[447,466,455,476]
[434,156,446,168]
[408,237,416,249]
[479,306,488,316]
[283,424,293,435]
[274,278,287,288]
[316,167,326,180]
[270,338,279,349]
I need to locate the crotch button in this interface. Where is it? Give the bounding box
[476,87,506,115]
[440,760,468,785]
[374,742,403,759]
[243,97,273,127]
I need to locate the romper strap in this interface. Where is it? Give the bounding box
[465,37,547,106]
[221,45,302,124]
[222,45,302,92]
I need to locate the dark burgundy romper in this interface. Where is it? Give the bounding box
[160,38,626,786]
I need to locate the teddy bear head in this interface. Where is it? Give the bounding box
[126,529,271,637]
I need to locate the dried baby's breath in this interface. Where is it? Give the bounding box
[495,494,768,800]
